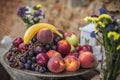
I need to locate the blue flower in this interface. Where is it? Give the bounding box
[90,31,96,38]
[106,24,115,32]
[91,14,98,17]
[109,14,114,19]
[99,8,107,14]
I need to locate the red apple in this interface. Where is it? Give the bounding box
[57,40,71,56]
[36,53,49,66]
[79,51,95,68]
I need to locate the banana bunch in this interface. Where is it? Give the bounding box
[24,23,63,44]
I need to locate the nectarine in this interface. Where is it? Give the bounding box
[46,50,61,58]
[64,55,80,72]
[47,56,65,73]
[79,51,95,68]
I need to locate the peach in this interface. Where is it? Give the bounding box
[37,28,54,44]
[64,55,80,72]
[47,56,65,73]
[46,50,61,58]
[79,51,95,68]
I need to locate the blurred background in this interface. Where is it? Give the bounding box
[0,0,120,40]
[0,0,120,80]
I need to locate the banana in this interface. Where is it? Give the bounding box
[24,23,63,44]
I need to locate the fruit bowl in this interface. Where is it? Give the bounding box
[3,51,98,78]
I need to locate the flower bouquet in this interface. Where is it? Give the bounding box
[17,4,45,28]
[84,8,120,80]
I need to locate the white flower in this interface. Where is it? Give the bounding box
[29,20,34,24]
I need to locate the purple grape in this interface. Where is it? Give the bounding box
[28,51,34,57]
[31,63,36,71]
[9,56,14,62]
[27,60,32,65]
[39,67,46,73]
[12,37,23,47]
[7,52,12,60]
[20,56,27,63]
[44,44,51,50]
[18,62,25,69]
[8,56,17,67]
[34,45,46,54]
[51,45,57,50]
[31,37,37,43]
[32,56,36,62]
[54,36,61,44]
[24,63,31,70]
[35,66,39,72]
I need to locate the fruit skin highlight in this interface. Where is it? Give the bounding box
[24,23,63,44]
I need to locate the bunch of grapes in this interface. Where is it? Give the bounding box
[7,34,62,73]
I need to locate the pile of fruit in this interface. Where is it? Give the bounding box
[7,23,95,73]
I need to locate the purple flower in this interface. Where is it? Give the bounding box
[99,8,107,14]
[90,31,96,38]
[33,10,42,17]
[106,24,115,32]
[91,14,98,17]
[17,7,28,16]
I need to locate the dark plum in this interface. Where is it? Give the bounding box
[36,53,49,66]
[18,43,28,51]
[12,37,23,47]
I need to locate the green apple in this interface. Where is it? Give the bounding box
[65,32,79,47]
